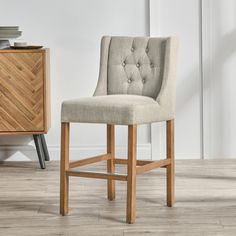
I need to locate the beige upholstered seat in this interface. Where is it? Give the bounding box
[62,94,166,125]
[60,36,178,224]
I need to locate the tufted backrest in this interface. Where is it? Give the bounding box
[108,37,166,99]
[94,36,177,101]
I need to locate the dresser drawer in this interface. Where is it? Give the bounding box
[0,49,50,134]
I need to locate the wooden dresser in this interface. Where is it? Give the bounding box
[0,49,50,169]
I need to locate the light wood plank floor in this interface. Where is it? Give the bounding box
[0,160,236,236]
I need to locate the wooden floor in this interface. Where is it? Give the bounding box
[0,160,236,236]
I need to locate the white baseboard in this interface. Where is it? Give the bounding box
[0,144,151,161]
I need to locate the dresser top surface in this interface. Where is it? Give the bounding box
[0,48,49,53]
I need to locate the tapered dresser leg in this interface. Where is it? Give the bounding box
[33,135,46,169]
[166,119,175,207]
[60,122,70,215]
[40,134,50,161]
[107,124,115,200]
[126,125,137,224]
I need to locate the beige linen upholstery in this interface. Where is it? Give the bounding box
[61,36,178,125]
[62,95,164,125]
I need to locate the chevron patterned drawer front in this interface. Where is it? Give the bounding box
[0,49,50,134]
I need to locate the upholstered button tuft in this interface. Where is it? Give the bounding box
[150,63,154,68]
[127,78,132,83]
[131,47,134,52]
[136,63,140,68]
[142,78,146,84]
[145,48,149,53]
[122,61,126,67]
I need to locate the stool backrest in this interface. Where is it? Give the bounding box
[94,36,178,101]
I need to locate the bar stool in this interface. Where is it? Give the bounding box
[60,36,178,223]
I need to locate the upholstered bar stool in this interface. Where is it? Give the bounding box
[60,36,178,223]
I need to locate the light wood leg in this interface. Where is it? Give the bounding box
[167,119,175,207]
[126,125,137,224]
[60,122,70,215]
[107,124,115,200]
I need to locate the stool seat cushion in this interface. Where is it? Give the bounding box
[61,95,172,125]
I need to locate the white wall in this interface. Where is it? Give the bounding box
[202,0,236,159]
[150,0,202,159]
[0,0,151,161]
[150,0,236,159]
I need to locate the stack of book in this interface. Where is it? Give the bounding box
[0,26,22,49]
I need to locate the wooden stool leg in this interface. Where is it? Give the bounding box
[126,125,137,224]
[107,124,115,200]
[167,119,175,207]
[60,122,70,215]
